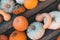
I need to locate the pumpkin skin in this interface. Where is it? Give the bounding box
[16,0,24,5]
[0,35,8,40]
[13,16,28,31]
[0,0,15,13]
[9,31,27,40]
[12,5,25,15]
[24,0,38,9]
[44,11,60,30]
[57,35,60,40]
[27,22,45,40]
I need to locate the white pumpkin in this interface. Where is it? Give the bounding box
[27,22,45,40]
[0,0,15,13]
[16,0,24,5]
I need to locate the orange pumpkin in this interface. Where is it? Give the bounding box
[13,16,28,31]
[0,35,8,40]
[57,35,60,40]
[12,6,25,15]
[24,0,38,9]
[9,31,27,40]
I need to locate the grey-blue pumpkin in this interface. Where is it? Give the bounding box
[0,0,15,13]
[27,22,45,40]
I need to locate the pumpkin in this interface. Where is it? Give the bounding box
[27,22,45,40]
[0,0,15,13]
[0,35,8,40]
[24,0,38,9]
[16,0,24,5]
[13,16,28,31]
[9,31,27,40]
[12,5,25,15]
[35,13,52,29]
[0,10,11,21]
[57,35,60,40]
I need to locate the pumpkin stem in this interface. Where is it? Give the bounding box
[13,32,17,37]
[5,4,11,8]
[31,25,36,30]
[52,18,56,22]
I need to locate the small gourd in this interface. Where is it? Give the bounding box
[12,5,25,15]
[35,13,52,29]
[0,10,11,21]
[27,22,45,40]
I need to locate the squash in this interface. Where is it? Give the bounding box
[0,35,8,40]
[13,16,28,31]
[27,22,45,40]
[9,30,27,40]
[12,5,25,15]
[24,0,38,9]
[0,10,11,21]
[0,0,15,13]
